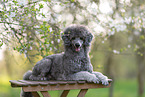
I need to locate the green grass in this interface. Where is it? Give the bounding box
[114,80,138,97]
[1,79,145,97]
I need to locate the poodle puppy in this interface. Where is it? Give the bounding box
[21,25,108,97]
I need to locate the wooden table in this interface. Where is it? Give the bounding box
[9,79,112,97]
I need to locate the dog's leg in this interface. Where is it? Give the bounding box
[92,72,109,86]
[67,71,100,83]
[29,58,52,81]
[20,70,33,97]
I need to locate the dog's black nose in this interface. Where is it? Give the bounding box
[75,43,80,48]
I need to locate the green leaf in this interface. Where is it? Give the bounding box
[140,35,145,40]
[39,3,44,9]
[41,36,45,39]
[71,0,75,2]
[4,15,8,18]
[40,47,44,51]
[43,0,51,2]
[120,48,123,52]
[137,52,143,56]
[48,0,51,2]
[64,2,69,4]
[13,47,16,50]
[0,42,3,47]
[12,0,18,4]
[44,41,47,44]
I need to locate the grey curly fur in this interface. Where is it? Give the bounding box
[20,24,108,97]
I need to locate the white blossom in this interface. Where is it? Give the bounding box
[113,50,120,54]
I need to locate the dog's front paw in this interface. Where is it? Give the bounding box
[101,79,109,86]
[36,75,48,81]
[91,77,100,84]
[40,77,47,81]
[87,75,100,83]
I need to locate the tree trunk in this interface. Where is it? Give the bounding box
[105,54,115,97]
[137,55,144,97]
[104,35,116,97]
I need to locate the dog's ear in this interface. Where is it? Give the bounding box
[84,33,93,46]
[62,34,71,46]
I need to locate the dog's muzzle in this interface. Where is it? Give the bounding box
[75,43,81,52]
[71,37,83,52]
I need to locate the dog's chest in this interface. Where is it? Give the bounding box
[64,56,88,72]
[70,58,85,66]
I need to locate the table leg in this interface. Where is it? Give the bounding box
[60,90,70,97]
[41,91,51,97]
[77,89,88,97]
[32,92,40,97]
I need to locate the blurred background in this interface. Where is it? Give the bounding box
[0,0,145,97]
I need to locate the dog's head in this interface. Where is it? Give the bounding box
[62,25,93,52]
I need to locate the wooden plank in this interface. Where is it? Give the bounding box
[17,80,79,86]
[40,91,51,97]
[77,89,88,97]
[20,80,53,85]
[19,80,65,85]
[32,92,40,97]
[9,80,28,87]
[10,79,112,88]
[60,90,70,97]
[19,80,40,86]
[65,81,77,84]
[23,82,111,92]
[77,81,86,84]
[52,81,76,85]
[11,79,112,86]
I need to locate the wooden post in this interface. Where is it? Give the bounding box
[32,92,40,97]
[60,90,70,97]
[77,89,88,97]
[41,91,51,97]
